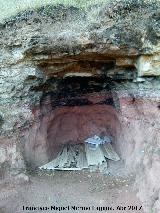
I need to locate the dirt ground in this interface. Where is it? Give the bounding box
[0,167,144,213]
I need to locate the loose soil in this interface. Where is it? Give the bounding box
[0,169,144,213]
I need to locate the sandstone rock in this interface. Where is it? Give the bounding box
[116,58,135,67]
[135,54,160,76]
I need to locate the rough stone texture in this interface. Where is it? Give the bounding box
[0,1,160,212]
[0,137,25,179]
[115,84,160,213]
[24,101,119,167]
[135,54,160,76]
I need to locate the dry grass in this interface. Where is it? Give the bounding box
[0,0,107,22]
[0,0,158,23]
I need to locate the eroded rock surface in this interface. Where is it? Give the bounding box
[0,1,160,212]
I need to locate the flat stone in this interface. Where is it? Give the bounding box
[101,143,120,161]
[76,145,88,169]
[57,146,68,168]
[85,143,106,166]
[39,144,87,170]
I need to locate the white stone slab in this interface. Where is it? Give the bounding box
[85,143,106,166]
[101,143,120,161]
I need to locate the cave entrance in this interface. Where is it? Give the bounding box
[24,76,121,174]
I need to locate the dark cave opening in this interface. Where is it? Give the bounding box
[40,76,115,108]
[24,75,121,172]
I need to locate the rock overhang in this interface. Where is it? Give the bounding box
[1,1,159,78]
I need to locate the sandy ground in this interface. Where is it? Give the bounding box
[0,168,144,213]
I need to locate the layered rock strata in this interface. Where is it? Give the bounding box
[0,1,160,212]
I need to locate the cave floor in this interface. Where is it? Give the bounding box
[0,167,144,213]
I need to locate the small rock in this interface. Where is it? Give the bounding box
[14,173,29,183]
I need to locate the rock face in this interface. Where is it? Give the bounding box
[24,81,119,167]
[0,0,160,212]
[136,54,160,76]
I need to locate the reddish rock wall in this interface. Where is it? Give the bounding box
[23,91,119,167]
